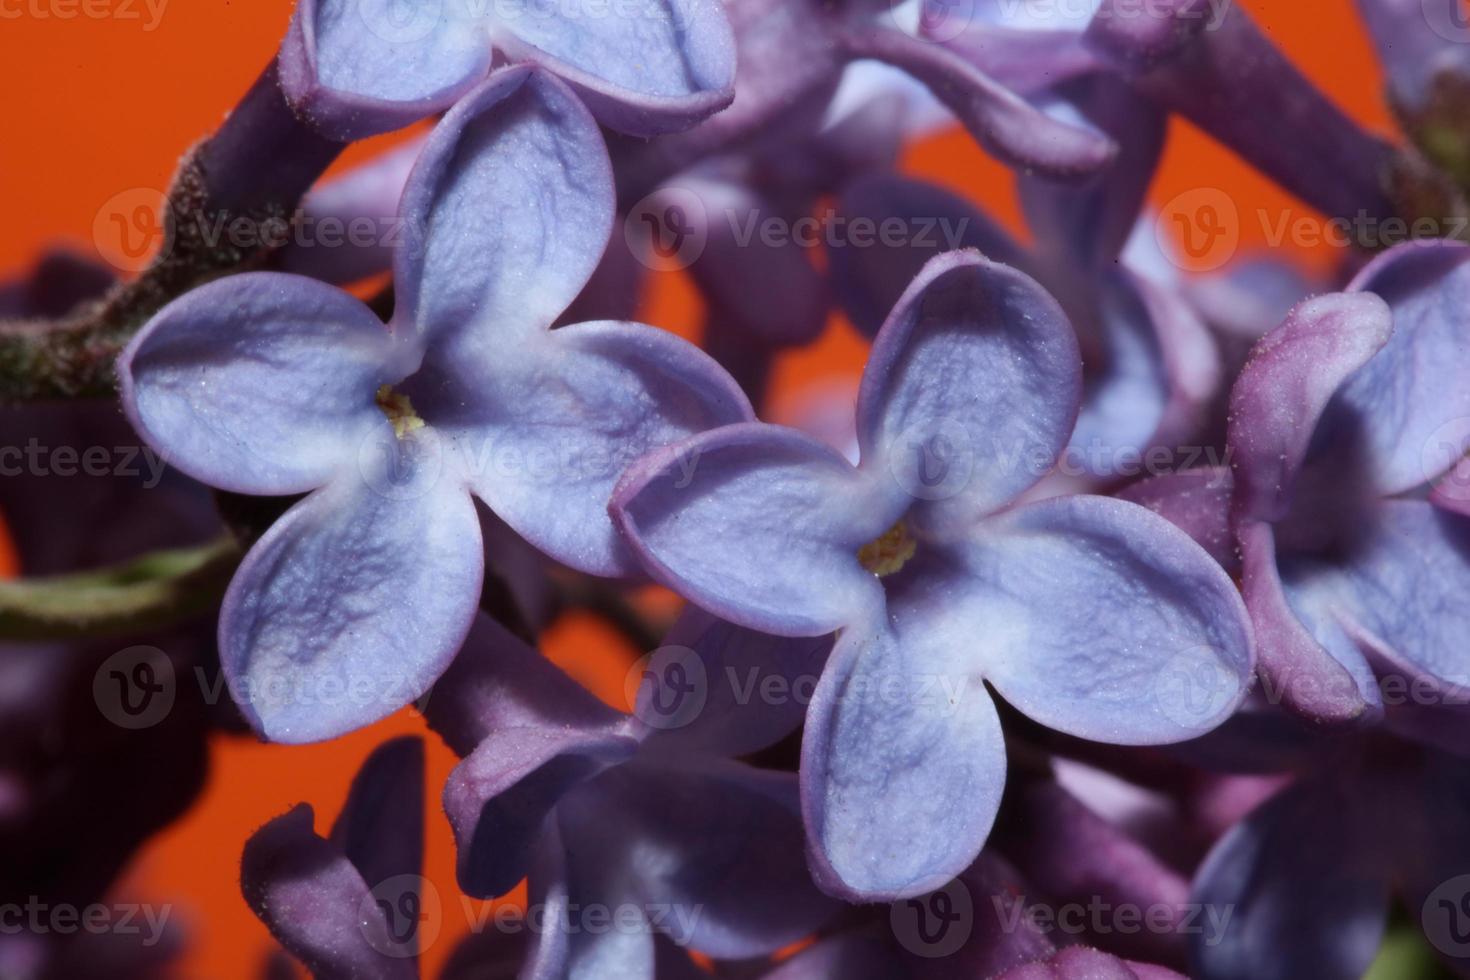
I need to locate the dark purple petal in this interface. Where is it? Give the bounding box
[1190,778,1389,980]
[801,621,1006,901]
[1086,0,1395,222]
[118,272,399,497]
[1227,293,1391,525]
[561,762,840,958]
[830,174,1028,338]
[637,607,833,758]
[838,20,1118,178]
[761,934,904,980]
[240,804,417,980]
[219,445,483,743]
[329,736,424,895]
[856,251,1083,537]
[1118,467,1237,573]
[1237,521,1380,726]
[422,614,638,898]
[1001,947,1186,980]
[613,423,897,636]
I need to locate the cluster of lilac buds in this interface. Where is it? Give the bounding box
[6,0,1470,977]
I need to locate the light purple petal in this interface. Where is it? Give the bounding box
[561,763,840,959]
[393,67,614,351]
[219,444,483,743]
[613,423,897,636]
[118,272,397,496]
[1190,778,1389,980]
[856,251,1083,536]
[1353,0,1470,111]
[1001,948,1185,980]
[830,174,1028,338]
[421,319,752,578]
[1334,240,1470,494]
[939,495,1253,743]
[494,0,736,135]
[938,24,1101,97]
[280,0,492,141]
[1118,467,1236,573]
[1184,255,1317,343]
[801,622,1006,901]
[1330,500,1470,694]
[422,614,638,898]
[1226,292,1391,524]
[240,805,418,980]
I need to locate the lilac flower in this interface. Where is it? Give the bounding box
[117,66,752,744]
[610,250,1255,900]
[419,609,838,976]
[831,161,1218,483]
[278,0,739,140]
[1215,241,1470,733]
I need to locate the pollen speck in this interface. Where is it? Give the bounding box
[376,384,426,440]
[858,521,917,577]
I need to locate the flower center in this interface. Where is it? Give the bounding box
[858,521,917,577]
[375,384,426,440]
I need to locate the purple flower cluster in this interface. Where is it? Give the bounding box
[8,0,1470,977]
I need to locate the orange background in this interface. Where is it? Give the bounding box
[0,2,1394,977]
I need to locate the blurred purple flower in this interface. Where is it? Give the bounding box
[117,67,751,744]
[612,250,1255,900]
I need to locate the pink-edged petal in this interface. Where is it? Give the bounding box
[1118,467,1236,573]
[219,444,483,743]
[421,319,752,578]
[561,763,840,959]
[1236,520,1380,726]
[801,621,1005,901]
[830,174,1028,338]
[613,423,898,637]
[857,251,1083,536]
[1190,778,1389,980]
[118,272,397,497]
[421,613,638,899]
[1227,293,1391,524]
[493,0,736,136]
[636,607,833,758]
[241,805,418,979]
[946,495,1253,743]
[392,68,614,349]
[280,0,492,141]
[1336,240,1470,494]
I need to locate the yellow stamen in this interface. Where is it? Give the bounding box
[858,521,917,577]
[375,384,426,440]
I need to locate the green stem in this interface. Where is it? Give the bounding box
[0,536,241,641]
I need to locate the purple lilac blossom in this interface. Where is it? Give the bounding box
[117,66,752,744]
[612,249,1255,900]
